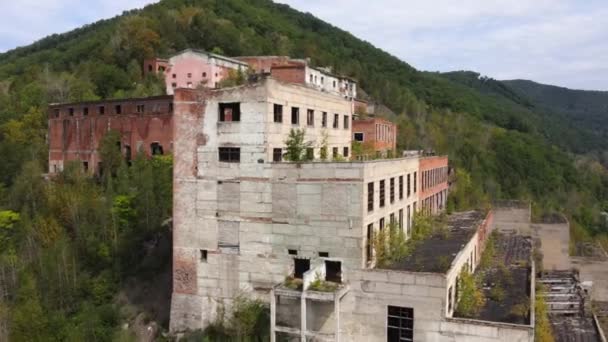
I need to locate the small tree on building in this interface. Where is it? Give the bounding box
[284,128,312,162]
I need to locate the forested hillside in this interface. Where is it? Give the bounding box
[0,0,607,340]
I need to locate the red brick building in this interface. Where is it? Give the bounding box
[352,117,397,156]
[48,96,174,175]
[419,155,449,214]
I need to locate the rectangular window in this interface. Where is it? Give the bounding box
[307,109,314,126]
[136,104,144,113]
[115,105,122,114]
[387,306,414,342]
[407,205,411,234]
[200,249,208,262]
[53,109,60,118]
[306,148,314,160]
[219,102,241,122]
[343,147,349,158]
[172,82,177,88]
[83,107,89,116]
[399,209,404,231]
[390,213,395,226]
[83,161,89,172]
[273,148,282,162]
[379,180,385,208]
[414,172,417,193]
[367,182,374,212]
[379,218,385,232]
[274,104,283,123]
[151,142,164,155]
[187,73,192,78]
[322,112,328,127]
[332,147,338,159]
[69,108,74,116]
[291,107,299,125]
[218,147,240,162]
[354,132,364,142]
[390,178,395,204]
[366,224,373,264]
[407,174,411,197]
[344,115,349,129]
[399,176,404,200]
[98,106,105,115]
[333,113,339,128]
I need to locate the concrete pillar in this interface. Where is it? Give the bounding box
[301,296,307,342]
[270,290,276,342]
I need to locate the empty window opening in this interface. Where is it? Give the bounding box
[332,147,338,159]
[202,72,207,78]
[367,182,374,212]
[387,306,414,342]
[325,260,341,283]
[407,174,411,197]
[322,112,328,127]
[159,66,165,72]
[169,103,174,113]
[172,83,177,88]
[136,104,145,113]
[366,224,373,264]
[380,218,385,232]
[151,142,164,156]
[115,105,122,114]
[294,258,310,279]
[69,108,74,116]
[219,102,241,122]
[319,252,329,258]
[291,107,299,125]
[354,132,364,142]
[379,180,385,207]
[333,113,339,128]
[399,209,404,232]
[390,178,395,203]
[83,161,89,172]
[399,176,404,200]
[344,115,349,129]
[148,64,153,72]
[172,74,176,79]
[83,107,89,116]
[274,104,283,123]
[273,148,282,162]
[448,286,453,313]
[218,147,240,163]
[125,145,132,164]
[414,172,417,193]
[187,73,192,78]
[288,249,298,256]
[98,106,105,115]
[53,109,60,118]
[200,249,208,262]
[306,148,314,160]
[343,147,349,158]
[307,109,314,126]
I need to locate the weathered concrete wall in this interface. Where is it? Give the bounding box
[340,269,447,341]
[48,96,173,174]
[440,318,533,342]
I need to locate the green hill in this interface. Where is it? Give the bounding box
[0,0,607,339]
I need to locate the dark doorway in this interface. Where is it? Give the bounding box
[294,258,310,279]
[325,260,342,283]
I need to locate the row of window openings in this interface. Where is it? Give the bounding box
[422,166,448,191]
[447,248,477,314]
[173,72,218,79]
[273,104,349,129]
[55,103,172,117]
[74,142,164,175]
[272,146,349,162]
[219,146,351,163]
[367,173,417,212]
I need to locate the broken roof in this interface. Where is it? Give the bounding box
[387,211,486,273]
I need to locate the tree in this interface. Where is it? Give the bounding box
[284,129,312,162]
[454,269,485,317]
[98,130,124,182]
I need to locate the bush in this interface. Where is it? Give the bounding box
[455,269,485,317]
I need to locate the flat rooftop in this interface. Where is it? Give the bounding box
[388,211,486,273]
[468,232,533,325]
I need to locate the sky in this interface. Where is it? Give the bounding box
[1,0,607,90]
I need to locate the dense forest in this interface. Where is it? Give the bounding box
[0,0,607,339]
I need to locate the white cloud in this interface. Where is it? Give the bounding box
[278,0,608,90]
[0,0,158,53]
